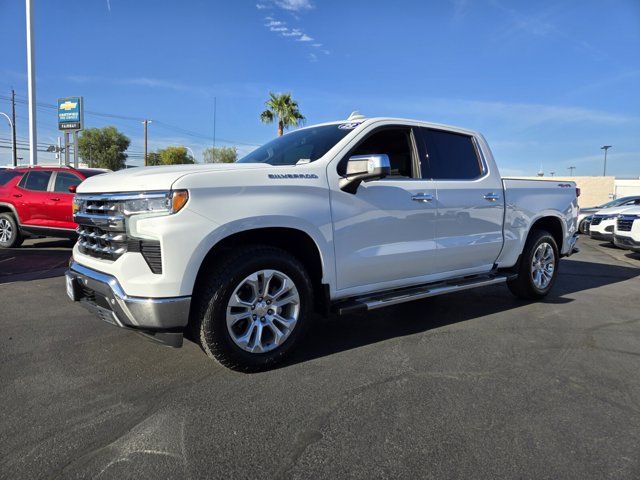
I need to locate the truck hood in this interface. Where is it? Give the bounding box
[593,205,636,216]
[77,163,270,193]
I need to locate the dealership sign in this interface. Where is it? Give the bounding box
[58,97,84,131]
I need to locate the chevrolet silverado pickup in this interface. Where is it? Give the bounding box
[66,116,579,371]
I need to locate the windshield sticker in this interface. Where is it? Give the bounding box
[338,122,362,130]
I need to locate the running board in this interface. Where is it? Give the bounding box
[334,273,514,315]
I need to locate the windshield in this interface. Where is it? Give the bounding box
[598,197,636,208]
[238,125,352,165]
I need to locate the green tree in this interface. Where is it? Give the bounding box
[77,126,130,170]
[203,146,237,163]
[260,92,305,136]
[157,146,195,165]
[146,151,161,166]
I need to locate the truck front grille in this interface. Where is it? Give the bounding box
[617,216,637,232]
[74,194,162,272]
[77,225,127,260]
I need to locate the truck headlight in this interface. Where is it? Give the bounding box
[72,197,82,215]
[122,190,188,216]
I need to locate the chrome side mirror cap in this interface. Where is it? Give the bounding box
[339,154,391,193]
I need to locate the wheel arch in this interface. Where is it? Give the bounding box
[0,202,19,220]
[529,215,565,252]
[189,226,330,314]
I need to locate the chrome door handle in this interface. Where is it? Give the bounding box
[483,193,500,202]
[412,193,433,203]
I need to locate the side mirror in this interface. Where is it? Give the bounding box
[339,154,391,193]
[68,185,77,193]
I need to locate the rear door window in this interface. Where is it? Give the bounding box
[19,171,53,191]
[53,172,81,192]
[420,128,484,180]
[0,170,22,186]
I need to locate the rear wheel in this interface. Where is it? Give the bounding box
[0,213,23,248]
[508,229,559,299]
[192,245,313,371]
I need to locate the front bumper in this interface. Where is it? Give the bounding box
[614,235,640,252]
[66,261,190,347]
[590,231,613,242]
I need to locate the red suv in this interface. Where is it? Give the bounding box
[0,166,105,248]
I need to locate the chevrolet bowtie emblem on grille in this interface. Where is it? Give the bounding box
[59,101,77,111]
[268,173,318,179]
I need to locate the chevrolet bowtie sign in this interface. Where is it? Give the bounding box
[58,96,84,131]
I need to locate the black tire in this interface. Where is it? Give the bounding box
[507,229,559,300]
[578,219,589,234]
[0,213,23,248]
[191,245,314,372]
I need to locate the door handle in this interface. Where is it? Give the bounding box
[13,194,22,198]
[483,193,500,202]
[412,193,433,203]
[50,197,60,201]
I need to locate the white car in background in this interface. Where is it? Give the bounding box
[589,205,636,242]
[613,206,640,252]
[578,196,640,234]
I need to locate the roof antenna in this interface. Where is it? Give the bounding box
[347,111,366,121]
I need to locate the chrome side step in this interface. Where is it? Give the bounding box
[335,273,514,315]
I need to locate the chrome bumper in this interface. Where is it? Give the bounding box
[66,261,190,347]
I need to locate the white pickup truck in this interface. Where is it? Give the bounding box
[66,116,579,370]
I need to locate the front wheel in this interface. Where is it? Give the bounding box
[508,229,559,300]
[578,218,589,234]
[192,245,313,371]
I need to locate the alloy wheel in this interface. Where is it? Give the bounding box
[225,269,300,353]
[0,218,13,243]
[531,242,555,290]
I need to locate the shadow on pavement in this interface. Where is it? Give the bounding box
[0,239,73,284]
[283,259,640,369]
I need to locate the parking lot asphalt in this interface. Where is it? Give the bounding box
[1,237,640,479]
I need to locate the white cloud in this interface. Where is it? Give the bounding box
[256,3,270,9]
[281,28,302,37]
[274,0,314,11]
[297,34,313,42]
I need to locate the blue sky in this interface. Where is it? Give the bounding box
[0,0,639,176]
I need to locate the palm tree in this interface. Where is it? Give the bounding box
[260,92,305,136]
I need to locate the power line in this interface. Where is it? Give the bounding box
[3,92,261,147]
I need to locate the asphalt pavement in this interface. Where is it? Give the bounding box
[1,237,639,479]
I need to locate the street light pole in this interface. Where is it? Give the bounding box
[568,166,576,176]
[11,89,17,166]
[142,119,151,166]
[25,0,38,165]
[601,145,612,176]
[0,112,16,166]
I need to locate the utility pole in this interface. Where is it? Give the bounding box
[143,119,151,166]
[568,166,576,176]
[601,145,612,176]
[25,0,38,165]
[11,89,17,166]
